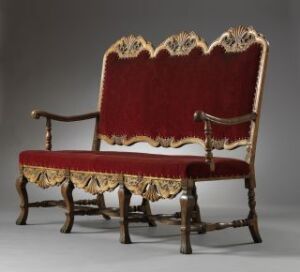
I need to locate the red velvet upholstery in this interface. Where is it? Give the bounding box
[20,150,249,179]
[99,44,262,143]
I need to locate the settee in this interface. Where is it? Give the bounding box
[17,26,269,254]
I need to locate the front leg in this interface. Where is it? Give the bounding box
[118,182,132,244]
[60,181,74,233]
[16,176,28,225]
[180,179,195,254]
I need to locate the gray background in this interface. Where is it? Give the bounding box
[0,0,300,271]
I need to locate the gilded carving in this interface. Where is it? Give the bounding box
[152,179,182,199]
[22,166,67,188]
[109,35,152,58]
[21,165,182,199]
[124,175,182,202]
[162,32,199,56]
[70,172,120,195]
[219,26,256,53]
[111,135,126,145]
[155,136,175,148]
[100,134,249,150]
[143,184,161,202]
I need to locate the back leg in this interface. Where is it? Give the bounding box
[97,193,111,220]
[245,175,262,243]
[16,176,28,225]
[192,184,205,234]
[141,198,156,227]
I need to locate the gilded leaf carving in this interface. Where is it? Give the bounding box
[153,179,182,199]
[110,35,150,58]
[162,31,200,56]
[22,165,182,200]
[143,184,161,202]
[22,167,67,189]
[70,172,120,195]
[155,137,175,148]
[124,175,182,202]
[220,26,256,53]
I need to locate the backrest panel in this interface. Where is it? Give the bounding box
[97,27,268,149]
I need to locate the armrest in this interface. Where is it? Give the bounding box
[193,111,256,172]
[31,110,99,122]
[193,111,256,125]
[31,110,100,151]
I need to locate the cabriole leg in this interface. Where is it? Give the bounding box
[97,193,111,220]
[245,175,262,243]
[118,182,132,244]
[60,181,74,233]
[141,198,156,227]
[16,176,28,225]
[180,179,195,254]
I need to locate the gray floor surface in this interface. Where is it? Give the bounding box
[1,206,299,272]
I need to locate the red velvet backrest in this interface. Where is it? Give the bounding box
[97,26,268,149]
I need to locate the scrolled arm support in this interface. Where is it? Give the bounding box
[193,111,257,172]
[31,110,99,122]
[193,111,257,125]
[31,110,100,151]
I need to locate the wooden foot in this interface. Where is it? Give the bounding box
[249,217,262,243]
[141,198,156,227]
[16,177,28,225]
[60,181,74,233]
[96,194,111,220]
[180,179,195,254]
[245,176,262,243]
[118,182,132,244]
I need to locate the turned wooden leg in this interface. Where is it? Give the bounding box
[16,176,28,225]
[141,198,156,227]
[180,179,195,254]
[96,194,111,220]
[245,175,262,243]
[60,181,74,233]
[118,182,132,244]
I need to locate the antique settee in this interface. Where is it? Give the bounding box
[17,26,269,254]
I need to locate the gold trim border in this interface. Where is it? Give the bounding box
[99,134,250,150]
[97,26,269,154]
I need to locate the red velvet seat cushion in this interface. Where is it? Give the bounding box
[19,150,249,180]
